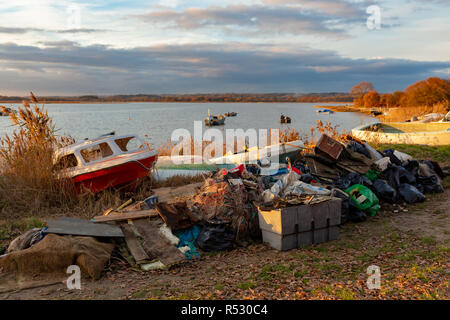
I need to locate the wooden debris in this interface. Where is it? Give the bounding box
[45,217,124,237]
[120,223,150,264]
[131,219,185,267]
[92,210,158,223]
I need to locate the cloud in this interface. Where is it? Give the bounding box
[134,3,371,38]
[262,0,369,16]
[0,26,106,34]
[0,27,43,34]
[0,41,448,95]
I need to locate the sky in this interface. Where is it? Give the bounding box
[0,0,449,95]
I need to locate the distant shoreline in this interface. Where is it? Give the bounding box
[0,100,352,105]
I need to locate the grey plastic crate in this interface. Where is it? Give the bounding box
[258,198,342,251]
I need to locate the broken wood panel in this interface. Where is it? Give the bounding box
[120,223,150,264]
[155,202,194,232]
[92,210,158,223]
[131,218,185,267]
[45,217,124,237]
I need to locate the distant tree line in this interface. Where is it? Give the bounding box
[0,92,353,103]
[351,77,450,108]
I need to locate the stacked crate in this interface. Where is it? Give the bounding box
[258,198,342,251]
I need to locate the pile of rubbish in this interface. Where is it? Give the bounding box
[289,134,448,223]
[1,133,448,288]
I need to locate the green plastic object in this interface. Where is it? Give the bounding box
[345,184,380,216]
[364,170,379,182]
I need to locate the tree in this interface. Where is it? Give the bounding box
[404,77,450,107]
[392,91,405,107]
[380,93,394,108]
[363,91,380,108]
[350,81,375,98]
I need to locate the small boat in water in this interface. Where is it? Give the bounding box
[316,109,335,114]
[54,133,158,194]
[224,112,237,117]
[280,114,291,123]
[352,122,450,146]
[205,110,225,126]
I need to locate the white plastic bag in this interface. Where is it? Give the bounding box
[375,157,391,171]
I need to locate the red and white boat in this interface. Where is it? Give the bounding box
[54,133,158,194]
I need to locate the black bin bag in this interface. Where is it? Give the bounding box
[372,179,397,203]
[398,183,425,204]
[196,220,235,252]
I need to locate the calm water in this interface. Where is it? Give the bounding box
[0,102,376,147]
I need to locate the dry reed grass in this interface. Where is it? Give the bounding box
[0,93,143,218]
[378,102,449,122]
[300,120,350,154]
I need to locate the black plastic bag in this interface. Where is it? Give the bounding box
[416,175,444,193]
[333,177,352,190]
[424,160,445,178]
[300,173,314,184]
[333,172,372,190]
[398,183,425,204]
[384,165,416,188]
[383,149,402,166]
[349,209,367,223]
[331,188,350,224]
[402,160,419,176]
[196,220,235,252]
[372,179,397,203]
[348,141,370,159]
[246,164,261,175]
[398,166,416,185]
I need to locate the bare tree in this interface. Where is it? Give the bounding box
[350,82,375,97]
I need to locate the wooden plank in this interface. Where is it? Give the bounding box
[120,223,150,264]
[131,219,185,267]
[45,217,124,237]
[92,210,158,223]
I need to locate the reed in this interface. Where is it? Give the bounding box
[378,102,448,122]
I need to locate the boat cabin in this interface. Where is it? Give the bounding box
[54,134,148,172]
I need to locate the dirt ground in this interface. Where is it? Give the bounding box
[1,187,448,300]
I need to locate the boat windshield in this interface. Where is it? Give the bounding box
[115,136,144,153]
[54,153,78,170]
[80,142,114,163]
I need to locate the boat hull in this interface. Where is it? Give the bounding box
[352,122,450,146]
[71,154,157,194]
[210,140,304,168]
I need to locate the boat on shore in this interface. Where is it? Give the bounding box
[54,133,158,194]
[316,109,335,114]
[352,122,450,146]
[209,140,304,169]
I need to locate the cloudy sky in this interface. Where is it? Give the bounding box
[0,0,449,95]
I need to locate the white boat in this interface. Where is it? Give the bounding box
[209,140,304,168]
[54,133,158,194]
[352,122,450,146]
